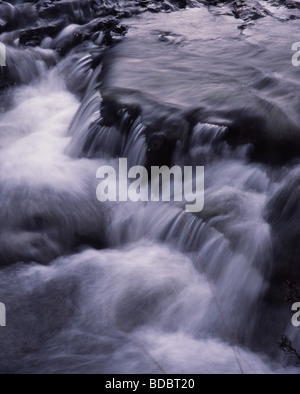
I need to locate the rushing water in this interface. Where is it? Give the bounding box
[0,0,300,374]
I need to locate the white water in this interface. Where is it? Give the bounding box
[0,4,299,374]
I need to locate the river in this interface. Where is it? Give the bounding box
[0,0,299,374]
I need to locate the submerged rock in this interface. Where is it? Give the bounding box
[0,184,107,266]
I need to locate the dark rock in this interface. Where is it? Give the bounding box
[265,170,300,281]
[37,0,96,25]
[19,24,63,47]
[100,99,141,130]
[198,108,300,166]
[202,0,271,22]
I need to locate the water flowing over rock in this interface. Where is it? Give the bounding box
[0,0,300,374]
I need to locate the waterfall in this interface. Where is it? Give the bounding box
[0,0,299,374]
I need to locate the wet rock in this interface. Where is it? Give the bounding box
[231,0,271,21]
[202,0,271,22]
[92,19,128,46]
[272,0,300,9]
[19,23,63,47]
[144,113,189,168]
[265,169,300,282]
[37,0,96,25]
[201,107,300,166]
[100,99,141,130]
